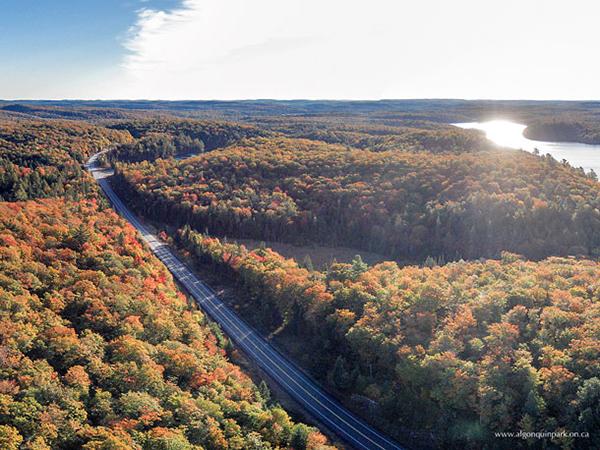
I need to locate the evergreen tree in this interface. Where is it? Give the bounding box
[67,224,91,250]
[349,255,368,280]
[257,380,271,406]
[332,356,352,390]
[302,254,314,271]
[290,424,310,450]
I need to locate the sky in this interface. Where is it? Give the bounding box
[1,0,599,100]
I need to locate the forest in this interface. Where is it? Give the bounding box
[0,121,131,201]
[112,136,600,261]
[249,116,492,153]
[101,120,271,164]
[175,226,600,449]
[0,119,331,449]
[524,119,600,145]
[5,99,600,147]
[1,103,599,449]
[103,113,600,448]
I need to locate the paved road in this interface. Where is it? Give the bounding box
[87,153,405,450]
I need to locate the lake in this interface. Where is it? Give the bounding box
[454,120,600,175]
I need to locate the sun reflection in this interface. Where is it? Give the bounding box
[455,120,529,149]
[479,120,528,148]
[454,119,600,175]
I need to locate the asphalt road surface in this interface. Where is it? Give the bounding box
[87,153,405,450]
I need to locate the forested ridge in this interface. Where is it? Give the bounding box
[105,119,271,163]
[176,227,600,449]
[6,100,600,147]
[0,119,332,449]
[0,120,131,201]
[524,119,600,145]
[112,137,600,261]
[251,117,492,153]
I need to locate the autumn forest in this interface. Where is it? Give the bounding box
[0,100,599,450]
[0,115,333,450]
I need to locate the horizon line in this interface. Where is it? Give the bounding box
[2,98,600,103]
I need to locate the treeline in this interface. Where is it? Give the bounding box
[524,118,600,145]
[0,199,332,450]
[103,132,205,164]
[112,137,600,261]
[176,226,600,449]
[0,158,94,201]
[0,103,133,121]
[0,120,131,201]
[107,118,271,150]
[253,116,491,153]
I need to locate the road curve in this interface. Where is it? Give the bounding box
[86,152,406,450]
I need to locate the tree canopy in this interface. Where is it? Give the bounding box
[113,136,600,261]
[0,118,332,449]
[176,227,600,448]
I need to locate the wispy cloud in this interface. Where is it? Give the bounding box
[115,0,400,99]
[124,2,198,72]
[122,1,297,75]
[113,0,600,100]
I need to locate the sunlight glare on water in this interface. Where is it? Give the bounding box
[474,120,528,149]
[454,120,600,174]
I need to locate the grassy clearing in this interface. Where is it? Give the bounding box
[233,238,389,270]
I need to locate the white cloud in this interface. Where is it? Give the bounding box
[110,0,600,100]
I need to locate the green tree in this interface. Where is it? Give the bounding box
[67,224,92,250]
[302,255,314,271]
[576,377,600,432]
[290,424,310,450]
[350,255,368,279]
[257,380,271,406]
[331,356,353,391]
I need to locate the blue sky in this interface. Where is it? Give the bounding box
[1,0,599,100]
[0,0,178,98]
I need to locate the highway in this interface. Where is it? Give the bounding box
[86,152,406,450]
